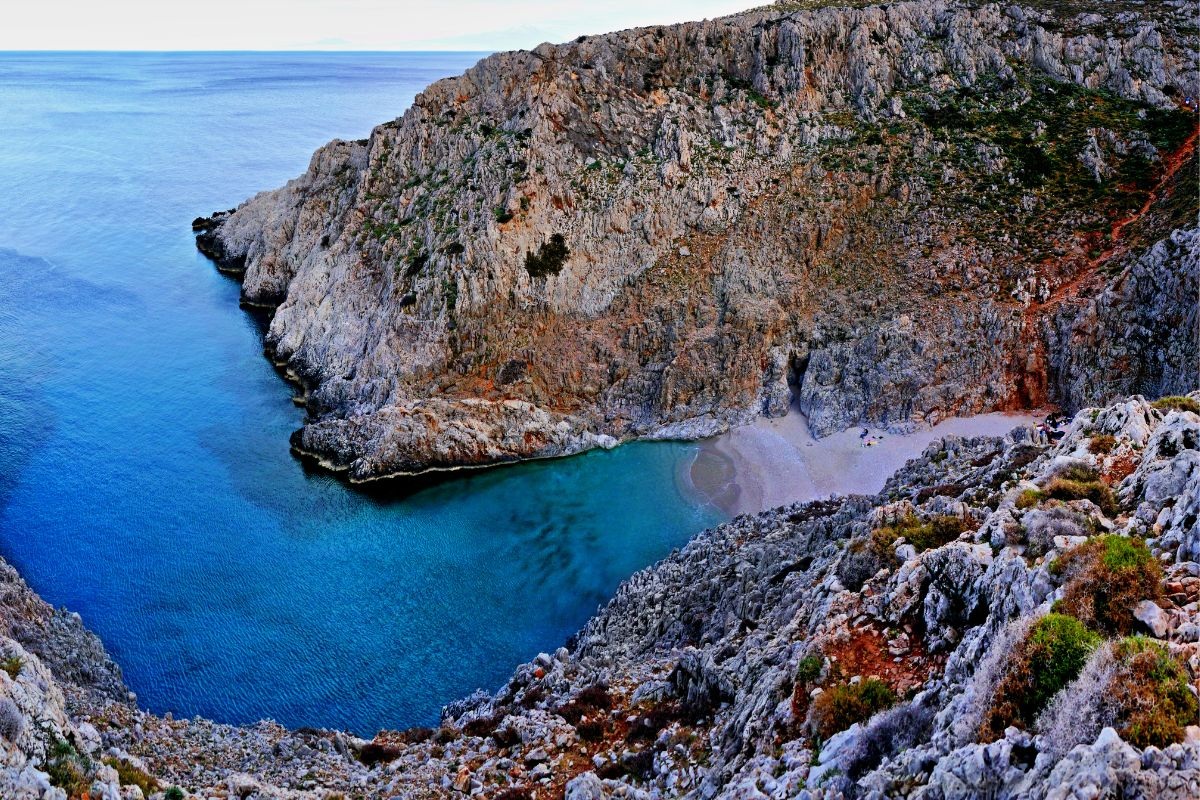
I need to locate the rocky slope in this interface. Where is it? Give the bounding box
[196,0,1198,480]
[4,393,1199,798]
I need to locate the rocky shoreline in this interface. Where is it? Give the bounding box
[3,393,1199,798]
[687,408,1047,516]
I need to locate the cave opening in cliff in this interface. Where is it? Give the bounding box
[787,353,810,411]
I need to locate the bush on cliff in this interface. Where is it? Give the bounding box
[838,537,891,591]
[1108,636,1198,748]
[1040,465,1119,516]
[524,233,570,278]
[979,613,1100,741]
[1039,636,1200,754]
[1057,535,1162,635]
[810,678,896,740]
[0,655,22,679]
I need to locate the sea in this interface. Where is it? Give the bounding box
[0,52,723,735]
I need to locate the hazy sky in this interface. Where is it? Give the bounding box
[2,1,757,51]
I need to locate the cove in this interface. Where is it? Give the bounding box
[0,52,723,735]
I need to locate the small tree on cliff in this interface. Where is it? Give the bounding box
[524,234,570,278]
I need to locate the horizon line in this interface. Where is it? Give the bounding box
[0,48,497,54]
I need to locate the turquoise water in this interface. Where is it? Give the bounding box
[0,53,722,735]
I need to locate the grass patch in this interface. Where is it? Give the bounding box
[1015,488,1042,510]
[1152,395,1200,414]
[1057,535,1162,634]
[871,514,970,554]
[1040,468,1119,516]
[980,613,1100,740]
[103,757,158,795]
[810,679,896,740]
[1087,434,1116,454]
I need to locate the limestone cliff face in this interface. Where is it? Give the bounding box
[197,0,1200,479]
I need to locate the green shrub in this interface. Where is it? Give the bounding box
[1151,395,1200,414]
[1058,535,1162,634]
[810,678,896,740]
[1110,637,1199,748]
[1087,434,1116,454]
[0,656,22,679]
[796,655,824,685]
[165,788,186,800]
[980,614,1101,740]
[103,757,158,795]
[524,233,570,278]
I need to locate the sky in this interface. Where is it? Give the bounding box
[1,0,757,51]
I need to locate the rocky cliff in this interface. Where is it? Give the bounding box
[5,394,1200,798]
[195,0,1199,480]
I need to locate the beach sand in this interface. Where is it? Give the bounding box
[686,407,1048,517]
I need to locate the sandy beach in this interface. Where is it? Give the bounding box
[686,407,1047,516]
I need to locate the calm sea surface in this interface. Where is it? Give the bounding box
[0,52,723,734]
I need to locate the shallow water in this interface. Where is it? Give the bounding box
[0,52,723,735]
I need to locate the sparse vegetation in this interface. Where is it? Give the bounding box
[1057,535,1162,634]
[1087,434,1116,454]
[1015,488,1042,510]
[1039,465,1119,516]
[1152,395,1200,414]
[1,655,23,679]
[796,655,824,685]
[871,513,970,554]
[810,678,897,740]
[103,756,159,795]
[979,613,1101,740]
[43,736,91,798]
[1023,506,1089,557]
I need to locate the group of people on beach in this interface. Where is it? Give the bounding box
[855,411,1068,449]
[1036,412,1067,444]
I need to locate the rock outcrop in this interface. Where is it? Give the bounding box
[195,0,1199,479]
[5,393,1200,798]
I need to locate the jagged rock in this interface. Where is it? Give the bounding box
[1133,600,1169,638]
[566,771,606,800]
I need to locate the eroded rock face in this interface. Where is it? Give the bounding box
[196,0,1200,478]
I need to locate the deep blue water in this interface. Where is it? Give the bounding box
[0,53,722,735]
